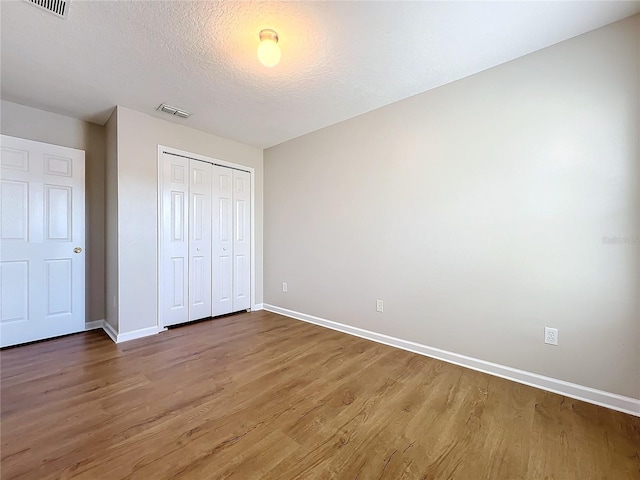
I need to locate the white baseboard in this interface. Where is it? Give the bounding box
[252,303,264,311]
[116,326,159,343]
[102,321,118,343]
[263,304,640,417]
[85,320,104,331]
[89,320,157,343]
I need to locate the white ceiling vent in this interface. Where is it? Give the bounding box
[24,0,69,18]
[157,104,191,119]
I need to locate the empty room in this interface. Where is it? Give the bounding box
[1,1,639,479]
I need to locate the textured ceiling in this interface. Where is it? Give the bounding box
[2,1,639,148]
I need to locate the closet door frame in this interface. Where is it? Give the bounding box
[157,145,256,330]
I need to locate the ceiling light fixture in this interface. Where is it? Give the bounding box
[257,29,281,67]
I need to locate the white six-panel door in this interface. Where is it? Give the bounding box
[160,153,190,327]
[0,135,85,347]
[189,160,212,321]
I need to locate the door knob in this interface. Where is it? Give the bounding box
[74,247,83,254]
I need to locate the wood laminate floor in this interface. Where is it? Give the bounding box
[1,310,639,479]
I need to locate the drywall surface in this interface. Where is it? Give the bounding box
[105,108,118,330]
[115,106,263,334]
[0,100,107,325]
[264,16,640,398]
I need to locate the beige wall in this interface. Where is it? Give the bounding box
[114,106,264,334]
[264,16,640,398]
[1,100,106,324]
[104,108,118,330]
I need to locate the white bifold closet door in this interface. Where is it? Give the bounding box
[160,154,190,327]
[188,161,212,321]
[231,168,251,312]
[160,152,250,328]
[211,166,250,316]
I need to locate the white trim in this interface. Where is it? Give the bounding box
[84,320,158,343]
[85,320,104,331]
[252,303,264,311]
[157,145,163,329]
[116,326,159,343]
[102,321,118,343]
[263,304,640,417]
[156,145,256,330]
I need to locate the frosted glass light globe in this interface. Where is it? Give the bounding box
[258,30,281,67]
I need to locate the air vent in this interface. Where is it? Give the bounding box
[157,104,191,119]
[24,0,69,18]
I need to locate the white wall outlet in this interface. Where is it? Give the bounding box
[376,300,383,313]
[282,282,287,292]
[544,327,558,346]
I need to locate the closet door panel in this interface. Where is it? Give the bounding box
[160,154,189,327]
[233,170,251,311]
[212,166,233,316]
[189,160,212,321]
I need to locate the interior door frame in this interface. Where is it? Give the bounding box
[156,145,256,330]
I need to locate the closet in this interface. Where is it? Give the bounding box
[159,151,251,327]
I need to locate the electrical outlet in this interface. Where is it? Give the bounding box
[376,300,383,313]
[282,282,287,292]
[544,327,558,346]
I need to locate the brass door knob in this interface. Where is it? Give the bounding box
[74,247,83,254]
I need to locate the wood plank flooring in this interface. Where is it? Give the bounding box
[1,310,639,479]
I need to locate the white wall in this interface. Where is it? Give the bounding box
[1,100,106,325]
[112,106,263,334]
[264,16,640,399]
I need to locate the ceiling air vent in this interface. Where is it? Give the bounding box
[24,0,70,18]
[157,104,191,119]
